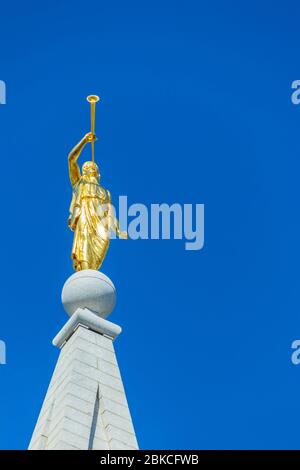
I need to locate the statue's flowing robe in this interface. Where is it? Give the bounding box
[69,177,111,271]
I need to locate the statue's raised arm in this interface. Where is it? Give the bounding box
[68,133,95,186]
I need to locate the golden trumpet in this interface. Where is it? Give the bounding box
[87,95,100,162]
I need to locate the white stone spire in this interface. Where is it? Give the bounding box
[28,270,138,450]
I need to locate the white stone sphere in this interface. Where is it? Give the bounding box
[62,270,116,319]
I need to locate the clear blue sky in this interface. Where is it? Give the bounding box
[0,0,300,450]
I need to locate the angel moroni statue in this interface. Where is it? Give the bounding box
[68,131,127,271]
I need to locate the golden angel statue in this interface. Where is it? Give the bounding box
[68,131,127,271]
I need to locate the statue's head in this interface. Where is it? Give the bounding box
[82,161,100,180]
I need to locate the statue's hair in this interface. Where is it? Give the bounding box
[82,161,99,173]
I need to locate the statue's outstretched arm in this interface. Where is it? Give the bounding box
[68,133,95,186]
